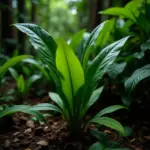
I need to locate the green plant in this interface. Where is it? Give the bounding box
[89,129,131,150]
[14,22,129,136]
[9,67,41,100]
[0,55,54,121]
[100,0,150,107]
[125,64,150,94]
[0,55,31,102]
[22,58,50,81]
[0,55,31,78]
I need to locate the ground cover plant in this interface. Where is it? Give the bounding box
[1,0,150,150]
[13,21,130,140]
[0,55,58,121]
[100,0,150,107]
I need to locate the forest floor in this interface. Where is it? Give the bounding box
[0,81,150,150]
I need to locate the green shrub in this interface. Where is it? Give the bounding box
[14,21,129,136]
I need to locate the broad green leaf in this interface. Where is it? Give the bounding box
[89,117,126,136]
[83,37,129,108]
[9,68,19,80]
[89,142,105,150]
[0,55,31,76]
[0,103,61,119]
[23,58,50,80]
[0,105,30,118]
[14,24,60,87]
[56,38,85,108]
[87,86,104,109]
[69,29,86,52]
[25,74,41,92]
[96,19,115,48]
[28,103,61,113]
[82,21,110,70]
[100,7,136,22]
[17,75,25,93]
[125,0,142,17]
[81,87,104,117]
[125,64,150,93]
[49,92,64,111]
[76,32,90,62]
[107,62,127,79]
[94,105,126,118]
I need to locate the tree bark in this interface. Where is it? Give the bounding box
[1,0,16,55]
[89,0,101,30]
[17,0,26,53]
[89,0,112,30]
[31,1,36,23]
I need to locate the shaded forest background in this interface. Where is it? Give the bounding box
[0,0,129,56]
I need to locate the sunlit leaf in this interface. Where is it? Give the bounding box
[17,75,25,93]
[56,38,85,109]
[70,29,86,52]
[82,21,110,70]
[100,7,136,22]
[0,55,31,76]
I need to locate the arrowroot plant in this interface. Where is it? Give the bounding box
[14,21,130,136]
[9,67,42,101]
[0,55,56,121]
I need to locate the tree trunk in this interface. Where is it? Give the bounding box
[89,0,101,30]
[31,1,36,23]
[89,0,112,30]
[1,0,16,55]
[17,0,26,53]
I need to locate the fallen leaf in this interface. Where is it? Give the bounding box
[37,140,48,146]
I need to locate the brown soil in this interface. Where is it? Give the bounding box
[0,80,150,150]
[0,110,150,150]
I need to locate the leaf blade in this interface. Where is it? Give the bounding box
[89,117,126,136]
[0,55,31,76]
[56,38,85,109]
[94,105,126,118]
[125,64,150,93]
